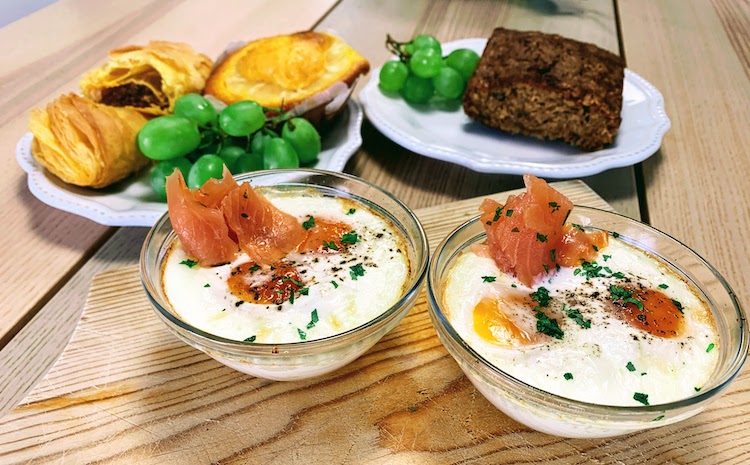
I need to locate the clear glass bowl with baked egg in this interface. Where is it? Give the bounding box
[141,169,427,381]
[427,206,748,438]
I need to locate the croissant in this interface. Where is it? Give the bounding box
[80,40,212,116]
[29,93,150,188]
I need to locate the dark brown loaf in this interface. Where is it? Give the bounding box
[463,28,625,151]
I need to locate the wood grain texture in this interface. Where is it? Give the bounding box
[0,181,663,465]
[618,0,750,313]
[0,0,338,346]
[318,0,640,219]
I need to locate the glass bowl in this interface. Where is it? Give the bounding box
[427,206,748,438]
[141,169,428,381]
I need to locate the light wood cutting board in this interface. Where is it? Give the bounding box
[3,181,746,465]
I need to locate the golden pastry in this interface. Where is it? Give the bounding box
[29,93,150,188]
[80,41,212,116]
[205,31,369,112]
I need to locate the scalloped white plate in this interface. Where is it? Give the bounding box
[359,38,670,178]
[16,99,363,227]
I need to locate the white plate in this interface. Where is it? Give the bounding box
[16,99,364,227]
[359,38,670,178]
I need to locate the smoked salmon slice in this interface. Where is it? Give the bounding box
[166,169,238,266]
[480,174,585,287]
[220,183,306,266]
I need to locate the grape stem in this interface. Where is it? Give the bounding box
[386,34,411,63]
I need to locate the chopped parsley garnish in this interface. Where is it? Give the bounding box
[180,259,198,268]
[624,297,645,310]
[626,361,636,372]
[549,201,560,213]
[250,264,260,272]
[563,372,573,380]
[299,287,309,295]
[306,309,319,329]
[536,311,564,339]
[530,286,551,308]
[323,240,339,250]
[633,392,649,405]
[658,283,669,289]
[671,299,684,314]
[612,231,620,238]
[592,245,599,252]
[610,271,626,279]
[550,249,556,262]
[652,415,665,422]
[694,387,701,392]
[572,223,584,231]
[297,328,307,340]
[350,264,365,280]
[493,207,503,222]
[536,233,548,242]
[204,283,210,288]
[241,213,249,219]
[603,254,612,261]
[289,292,295,304]
[244,336,257,343]
[331,281,339,289]
[341,231,359,244]
[506,209,514,217]
[302,215,315,230]
[282,276,304,287]
[564,305,591,328]
[707,343,715,353]
[346,208,356,215]
[482,276,496,283]
[610,284,633,300]
[511,284,517,288]
[511,227,520,232]
[577,260,605,279]
[542,264,549,273]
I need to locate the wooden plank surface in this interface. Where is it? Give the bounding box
[617,0,750,318]
[0,0,339,346]
[0,181,648,465]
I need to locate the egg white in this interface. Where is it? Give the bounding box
[443,238,719,407]
[162,189,410,344]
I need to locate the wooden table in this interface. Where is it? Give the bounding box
[0,0,748,463]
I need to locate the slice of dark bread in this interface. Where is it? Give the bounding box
[463,28,625,151]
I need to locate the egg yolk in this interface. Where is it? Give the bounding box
[612,288,685,337]
[297,219,353,254]
[473,296,535,347]
[228,261,303,305]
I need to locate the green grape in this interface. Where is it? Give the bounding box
[218,146,246,173]
[281,118,321,164]
[432,66,465,99]
[149,157,192,200]
[137,116,201,160]
[404,42,415,55]
[409,47,443,78]
[173,93,217,127]
[219,101,266,137]
[412,34,442,55]
[445,48,480,82]
[251,131,273,154]
[263,138,299,170]
[187,154,225,189]
[234,152,264,173]
[379,61,409,92]
[402,75,434,104]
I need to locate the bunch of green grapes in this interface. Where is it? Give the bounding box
[379,34,480,104]
[137,93,321,200]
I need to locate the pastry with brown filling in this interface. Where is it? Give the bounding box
[80,41,212,116]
